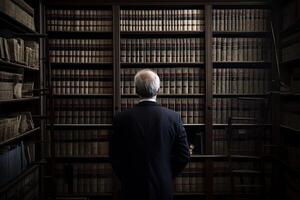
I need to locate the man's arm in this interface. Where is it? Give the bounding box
[171,114,190,178]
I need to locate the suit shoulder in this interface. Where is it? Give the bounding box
[159,106,180,119]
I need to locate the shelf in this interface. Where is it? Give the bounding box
[280,125,300,133]
[121,62,205,67]
[52,94,113,97]
[56,193,112,197]
[174,192,206,196]
[0,59,40,71]
[281,58,300,66]
[50,124,113,128]
[280,92,300,98]
[280,19,300,38]
[0,127,40,147]
[213,123,271,127]
[213,61,271,67]
[51,156,109,163]
[213,93,267,97]
[121,94,205,97]
[50,63,113,68]
[121,31,204,37]
[213,31,269,37]
[184,124,205,127]
[190,155,261,161]
[48,31,112,38]
[0,11,37,34]
[0,97,40,104]
[0,165,39,193]
[49,123,204,128]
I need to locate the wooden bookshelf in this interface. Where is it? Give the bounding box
[121,31,205,35]
[0,0,46,199]
[0,127,40,147]
[52,94,113,97]
[0,97,40,104]
[42,1,276,200]
[0,164,39,193]
[0,59,40,71]
[50,124,113,127]
[52,156,110,163]
[271,1,300,199]
[0,11,37,33]
[213,31,269,37]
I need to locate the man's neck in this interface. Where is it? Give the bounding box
[139,96,157,102]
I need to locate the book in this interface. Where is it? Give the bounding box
[120,9,204,32]
[121,38,204,63]
[213,9,269,32]
[47,9,112,32]
[120,68,204,95]
[213,37,270,62]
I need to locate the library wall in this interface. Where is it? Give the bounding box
[43,3,276,200]
[0,0,43,199]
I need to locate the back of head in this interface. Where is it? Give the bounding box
[134,69,160,98]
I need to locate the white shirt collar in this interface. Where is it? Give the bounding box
[139,97,157,103]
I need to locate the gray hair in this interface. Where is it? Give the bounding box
[134,69,160,98]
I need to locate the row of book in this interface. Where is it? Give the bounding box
[212,9,269,32]
[0,71,34,100]
[0,112,35,143]
[174,162,204,193]
[281,33,300,63]
[51,69,113,95]
[53,98,113,124]
[121,98,204,124]
[50,130,109,157]
[188,132,203,155]
[121,38,205,63]
[121,68,205,95]
[55,163,112,194]
[213,176,230,193]
[212,98,269,124]
[47,9,112,32]
[49,39,112,63]
[1,166,39,200]
[0,71,23,100]
[0,0,36,31]
[212,129,269,155]
[0,142,35,186]
[46,129,110,157]
[212,38,270,62]
[53,141,109,157]
[0,37,39,68]
[213,161,270,193]
[213,68,270,94]
[120,9,205,32]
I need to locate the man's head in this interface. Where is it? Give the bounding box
[134,69,160,98]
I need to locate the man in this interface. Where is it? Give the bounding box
[109,69,190,200]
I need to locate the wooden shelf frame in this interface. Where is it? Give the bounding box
[43,2,275,200]
[0,127,40,147]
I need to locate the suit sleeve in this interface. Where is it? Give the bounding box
[171,114,190,178]
[109,114,124,180]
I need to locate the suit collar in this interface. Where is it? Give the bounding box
[137,101,159,106]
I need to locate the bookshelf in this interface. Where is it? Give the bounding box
[0,0,46,199]
[45,4,115,199]
[275,0,300,199]
[43,1,278,200]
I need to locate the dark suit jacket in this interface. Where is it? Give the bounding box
[109,101,190,200]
